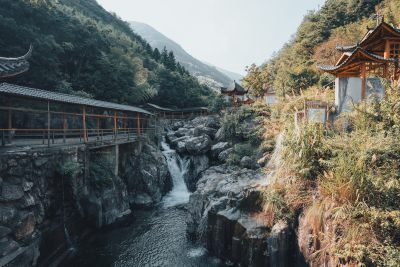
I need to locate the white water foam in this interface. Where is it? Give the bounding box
[161,139,191,207]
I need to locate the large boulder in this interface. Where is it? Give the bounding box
[172,121,184,131]
[193,126,217,139]
[240,156,256,169]
[175,127,191,137]
[185,135,212,155]
[218,148,233,163]
[211,142,230,159]
[121,142,172,206]
[184,155,210,191]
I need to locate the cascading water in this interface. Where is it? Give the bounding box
[161,139,191,207]
[65,137,226,267]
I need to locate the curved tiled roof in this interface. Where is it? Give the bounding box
[220,81,247,95]
[317,47,397,72]
[0,83,153,115]
[0,45,33,78]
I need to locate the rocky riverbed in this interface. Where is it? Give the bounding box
[165,116,306,267]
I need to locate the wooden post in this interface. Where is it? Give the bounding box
[96,116,100,140]
[137,113,141,136]
[7,108,12,144]
[384,40,390,59]
[47,101,51,147]
[123,113,127,134]
[113,111,117,141]
[361,62,366,101]
[82,106,87,143]
[63,112,67,143]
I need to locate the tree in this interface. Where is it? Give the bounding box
[242,64,271,98]
[153,48,161,61]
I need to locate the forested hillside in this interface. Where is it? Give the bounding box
[0,0,212,108]
[244,0,383,96]
[130,21,235,91]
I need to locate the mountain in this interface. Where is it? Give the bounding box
[0,0,211,108]
[130,21,239,90]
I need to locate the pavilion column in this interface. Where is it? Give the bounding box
[137,113,141,136]
[384,40,390,59]
[361,62,366,101]
[123,113,127,133]
[47,101,51,147]
[63,112,67,143]
[7,108,12,143]
[82,106,87,143]
[113,111,117,141]
[96,116,100,139]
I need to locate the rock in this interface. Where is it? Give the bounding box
[121,142,172,205]
[240,156,255,169]
[171,136,189,153]
[80,195,103,228]
[172,121,184,131]
[0,238,20,257]
[20,194,36,208]
[184,155,210,191]
[0,206,17,226]
[14,213,36,241]
[185,135,211,155]
[0,226,12,238]
[193,126,217,139]
[191,116,220,129]
[218,148,233,162]
[211,142,230,159]
[175,127,191,137]
[1,184,24,201]
[129,193,153,208]
[33,157,49,168]
[187,164,296,267]
[214,128,224,141]
[7,159,18,167]
[22,181,34,192]
[166,132,178,143]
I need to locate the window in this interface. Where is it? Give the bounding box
[390,43,400,58]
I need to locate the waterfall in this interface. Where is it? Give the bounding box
[161,138,191,207]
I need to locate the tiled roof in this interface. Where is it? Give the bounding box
[317,47,397,72]
[220,81,247,95]
[0,83,153,115]
[0,45,32,78]
[146,103,208,112]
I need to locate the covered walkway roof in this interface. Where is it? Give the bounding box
[0,83,153,115]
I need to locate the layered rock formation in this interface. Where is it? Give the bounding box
[0,139,171,266]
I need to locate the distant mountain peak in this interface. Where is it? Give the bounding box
[130,21,243,90]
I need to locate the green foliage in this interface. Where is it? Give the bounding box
[0,0,211,108]
[56,161,81,178]
[244,0,376,96]
[227,142,254,165]
[89,158,114,190]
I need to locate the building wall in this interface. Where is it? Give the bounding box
[335,77,385,113]
[335,77,362,113]
[265,95,276,105]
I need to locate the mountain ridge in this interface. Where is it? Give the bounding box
[130,21,242,90]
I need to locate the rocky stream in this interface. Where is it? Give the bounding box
[0,115,306,267]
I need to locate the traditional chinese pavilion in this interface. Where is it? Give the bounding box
[0,45,32,78]
[318,20,400,112]
[220,81,248,106]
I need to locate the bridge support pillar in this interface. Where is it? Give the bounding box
[114,144,119,176]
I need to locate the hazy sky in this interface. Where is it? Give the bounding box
[97,0,326,75]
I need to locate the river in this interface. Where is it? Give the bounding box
[66,141,226,267]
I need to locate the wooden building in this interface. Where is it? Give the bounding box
[220,81,248,106]
[317,20,400,112]
[0,83,153,147]
[145,103,208,119]
[0,45,32,78]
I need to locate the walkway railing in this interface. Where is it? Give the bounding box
[1,127,156,148]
